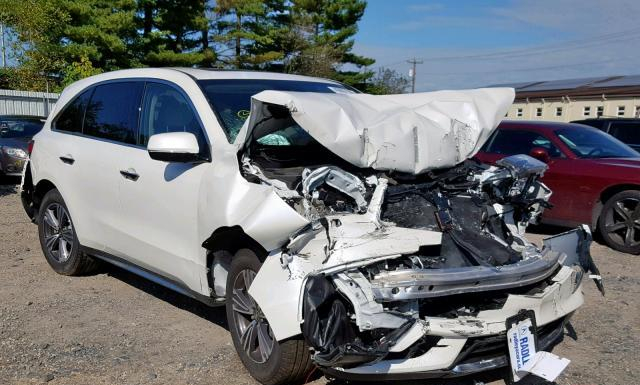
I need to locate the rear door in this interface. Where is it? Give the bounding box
[113,81,211,289]
[67,81,145,251]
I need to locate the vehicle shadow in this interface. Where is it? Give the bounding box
[100,263,229,330]
[324,368,557,385]
[0,175,20,197]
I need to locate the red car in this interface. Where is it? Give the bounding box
[475,120,640,254]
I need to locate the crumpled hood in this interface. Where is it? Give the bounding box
[240,87,514,174]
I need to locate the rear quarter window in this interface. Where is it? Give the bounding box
[54,89,94,133]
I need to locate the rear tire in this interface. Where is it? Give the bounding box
[226,249,313,385]
[37,189,100,275]
[598,190,640,254]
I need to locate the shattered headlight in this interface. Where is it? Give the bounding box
[2,146,28,159]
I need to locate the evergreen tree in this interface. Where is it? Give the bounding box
[138,0,215,66]
[285,0,374,88]
[213,0,287,69]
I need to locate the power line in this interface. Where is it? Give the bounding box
[370,27,640,70]
[407,58,423,93]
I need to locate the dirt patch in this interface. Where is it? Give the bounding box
[0,179,637,385]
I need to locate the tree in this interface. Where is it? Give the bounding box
[0,0,140,90]
[213,0,287,69]
[365,68,409,95]
[138,0,215,67]
[285,0,374,89]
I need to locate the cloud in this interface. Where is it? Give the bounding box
[391,14,520,31]
[355,36,640,91]
[356,0,640,91]
[406,4,445,12]
[491,0,640,34]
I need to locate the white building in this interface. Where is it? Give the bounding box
[491,75,640,122]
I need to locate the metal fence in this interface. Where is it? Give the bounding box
[0,89,59,118]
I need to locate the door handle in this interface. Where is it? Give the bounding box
[59,155,75,165]
[119,168,139,181]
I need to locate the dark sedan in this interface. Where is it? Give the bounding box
[0,115,44,177]
[476,120,640,254]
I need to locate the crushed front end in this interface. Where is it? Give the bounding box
[238,89,602,382]
[245,154,602,380]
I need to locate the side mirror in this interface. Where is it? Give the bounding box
[147,132,201,162]
[529,147,550,163]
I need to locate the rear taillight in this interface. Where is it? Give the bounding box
[27,140,34,156]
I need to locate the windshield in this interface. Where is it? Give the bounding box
[0,118,43,139]
[197,79,352,143]
[555,127,639,158]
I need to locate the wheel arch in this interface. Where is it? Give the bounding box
[23,176,58,222]
[201,225,268,298]
[592,183,640,228]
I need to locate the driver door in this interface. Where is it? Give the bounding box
[111,81,210,290]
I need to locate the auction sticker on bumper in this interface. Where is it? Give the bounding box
[506,310,538,382]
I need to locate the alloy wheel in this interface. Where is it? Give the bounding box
[42,203,74,262]
[604,197,640,248]
[231,269,275,364]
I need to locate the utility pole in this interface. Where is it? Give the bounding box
[407,58,423,93]
[1,23,6,68]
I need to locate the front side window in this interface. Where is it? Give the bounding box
[139,82,207,154]
[83,82,144,144]
[55,89,94,133]
[197,79,350,143]
[555,127,638,158]
[484,129,562,157]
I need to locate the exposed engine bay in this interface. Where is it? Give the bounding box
[233,89,603,380]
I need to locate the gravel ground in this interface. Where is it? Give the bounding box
[0,176,637,385]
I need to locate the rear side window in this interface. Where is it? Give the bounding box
[485,129,563,157]
[608,122,640,146]
[83,82,144,145]
[55,89,93,133]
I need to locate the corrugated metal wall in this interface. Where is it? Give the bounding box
[0,89,59,117]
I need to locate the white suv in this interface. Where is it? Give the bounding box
[21,68,601,384]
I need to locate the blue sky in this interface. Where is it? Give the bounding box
[353,0,640,91]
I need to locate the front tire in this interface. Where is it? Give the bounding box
[226,249,313,385]
[598,190,640,254]
[37,189,99,275]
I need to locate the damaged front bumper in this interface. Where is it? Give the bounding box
[249,226,601,379]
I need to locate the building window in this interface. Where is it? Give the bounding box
[583,106,591,116]
[618,106,625,116]
[516,108,523,117]
[597,106,604,117]
[635,106,640,117]
[536,107,543,117]
[556,107,563,117]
